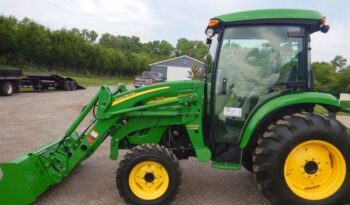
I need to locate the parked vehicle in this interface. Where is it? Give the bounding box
[0,68,84,96]
[133,71,166,88]
[133,75,142,88]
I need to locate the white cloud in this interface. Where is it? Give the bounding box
[312,21,350,62]
[0,0,162,39]
[74,0,160,26]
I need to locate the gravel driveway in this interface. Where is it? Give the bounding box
[0,87,349,205]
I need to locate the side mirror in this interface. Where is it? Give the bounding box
[206,38,212,45]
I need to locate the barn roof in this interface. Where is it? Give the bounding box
[149,55,205,66]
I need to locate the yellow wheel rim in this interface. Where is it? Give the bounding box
[284,140,346,200]
[129,161,169,200]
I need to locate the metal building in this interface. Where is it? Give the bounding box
[150,55,205,81]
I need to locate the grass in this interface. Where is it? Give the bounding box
[314,105,328,115]
[1,64,133,87]
[314,105,350,116]
[63,73,132,87]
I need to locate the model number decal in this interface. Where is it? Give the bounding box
[112,86,170,106]
[187,124,200,130]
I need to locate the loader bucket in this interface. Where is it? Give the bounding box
[0,155,50,205]
[0,136,69,205]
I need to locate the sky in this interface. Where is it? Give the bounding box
[0,0,349,63]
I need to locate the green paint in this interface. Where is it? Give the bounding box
[215,9,323,23]
[340,100,350,113]
[239,92,341,148]
[127,127,167,144]
[211,162,241,170]
[0,81,212,204]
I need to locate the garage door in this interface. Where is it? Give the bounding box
[166,66,191,81]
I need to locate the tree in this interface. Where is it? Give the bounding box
[176,38,208,61]
[0,16,18,63]
[99,34,142,53]
[81,29,98,43]
[16,18,51,65]
[188,63,203,80]
[159,40,174,56]
[312,61,350,97]
[331,55,347,71]
[142,40,174,57]
[335,68,350,94]
[312,62,337,94]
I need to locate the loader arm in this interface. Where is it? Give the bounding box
[0,81,211,205]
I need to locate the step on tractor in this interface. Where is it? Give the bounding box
[1,9,350,205]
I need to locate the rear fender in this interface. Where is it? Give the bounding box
[239,92,341,148]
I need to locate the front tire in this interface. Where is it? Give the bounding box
[116,144,181,205]
[254,112,350,205]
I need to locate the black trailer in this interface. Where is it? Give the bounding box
[0,68,84,96]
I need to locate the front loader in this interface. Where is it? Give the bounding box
[1,9,350,205]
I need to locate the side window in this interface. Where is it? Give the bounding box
[277,39,303,83]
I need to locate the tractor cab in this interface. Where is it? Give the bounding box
[204,9,330,162]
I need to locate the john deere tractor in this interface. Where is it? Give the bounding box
[1,9,350,205]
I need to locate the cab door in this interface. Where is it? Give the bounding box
[210,26,305,144]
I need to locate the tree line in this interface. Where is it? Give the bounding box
[1,15,349,96]
[313,55,350,97]
[0,16,208,76]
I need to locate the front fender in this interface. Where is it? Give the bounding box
[239,92,341,148]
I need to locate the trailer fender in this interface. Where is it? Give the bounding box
[239,92,341,148]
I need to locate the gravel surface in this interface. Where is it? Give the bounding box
[1,87,349,205]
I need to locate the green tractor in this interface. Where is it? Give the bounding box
[1,9,350,205]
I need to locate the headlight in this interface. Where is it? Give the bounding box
[206,28,215,38]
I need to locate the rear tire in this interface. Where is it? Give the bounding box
[116,144,181,205]
[70,81,77,90]
[254,112,350,205]
[63,80,71,91]
[0,81,14,96]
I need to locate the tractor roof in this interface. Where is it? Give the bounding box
[214,9,323,23]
